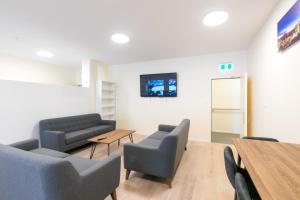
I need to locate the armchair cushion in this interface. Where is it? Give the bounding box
[10,139,70,158]
[31,148,70,158]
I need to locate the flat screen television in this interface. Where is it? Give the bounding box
[140,73,177,97]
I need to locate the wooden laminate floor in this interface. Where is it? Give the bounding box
[71,134,234,200]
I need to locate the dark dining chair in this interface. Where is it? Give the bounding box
[224,146,260,200]
[237,137,279,167]
[235,173,251,200]
[235,173,261,200]
[224,146,246,200]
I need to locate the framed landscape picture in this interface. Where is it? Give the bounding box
[278,0,300,52]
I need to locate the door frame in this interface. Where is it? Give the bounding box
[210,76,247,143]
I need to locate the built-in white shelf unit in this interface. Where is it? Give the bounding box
[96,80,116,120]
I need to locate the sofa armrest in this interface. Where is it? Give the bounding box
[99,120,116,129]
[10,139,39,151]
[124,143,162,171]
[40,130,66,151]
[158,124,177,132]
[80,155,121,199]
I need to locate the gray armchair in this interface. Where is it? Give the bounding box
[124,119,190,188]
[0,140,121,200]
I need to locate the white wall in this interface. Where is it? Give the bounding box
[0,54,81,86]
[0,80,93,144]
[109,51,247,142]
[248,0,300,143]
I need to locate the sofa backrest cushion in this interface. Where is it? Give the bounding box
[0,144,80,200]
[39,113,102,133]
[160,119,190,173]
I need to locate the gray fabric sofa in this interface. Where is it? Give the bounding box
[0,139,120,200]
[124,119,190,188]
[39,113,116,152]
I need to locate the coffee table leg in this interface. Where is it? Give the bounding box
[118,139,120,146]
[129,134,134,143]
[108,144,110,156]
[90,143,97,159]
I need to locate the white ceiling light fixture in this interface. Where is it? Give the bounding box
[111,33,130,44]
[36,50,54,58]
[203,11,229,27]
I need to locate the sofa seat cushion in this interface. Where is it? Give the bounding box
[149,131,169,140]
[65,125,114,145]
[139,138,162,148]
[85,125,114,134]
[65,129,95,145]
[65,155,98,173]
[30,148,70,158]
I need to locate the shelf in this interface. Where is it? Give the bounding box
[212,108,241,112]
[102,105,115,108]
[102,89,115,92]
[212,108,240,110]
[102,113,115,117]
[96,80,116,120]
[102,81,115,85]
[102,97,115,100]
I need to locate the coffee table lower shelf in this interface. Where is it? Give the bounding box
[88,129,135,159]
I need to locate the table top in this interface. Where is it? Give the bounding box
[88,129,135,144]
[233,138,300,200]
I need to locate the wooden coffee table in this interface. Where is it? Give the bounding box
[88,129,135,159]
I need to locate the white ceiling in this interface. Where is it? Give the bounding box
[0,0,279,67]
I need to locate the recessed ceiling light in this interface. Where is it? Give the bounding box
[203,11,229,27]
[36,50,54,58]
[111,33,130,44]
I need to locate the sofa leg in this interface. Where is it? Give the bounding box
[166,176,173,188]
[126,170,131,180]
[111,190,117,200]
[185,146,187,151]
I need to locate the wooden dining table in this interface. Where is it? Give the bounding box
[233,138,300,200]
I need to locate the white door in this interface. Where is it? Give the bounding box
[211,75,247,144]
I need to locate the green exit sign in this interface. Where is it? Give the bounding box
[219,63,233,72]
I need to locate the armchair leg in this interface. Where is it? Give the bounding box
[111,190,117,200]
[126,170,131,180]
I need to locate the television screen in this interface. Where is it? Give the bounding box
[140,73,177,97]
